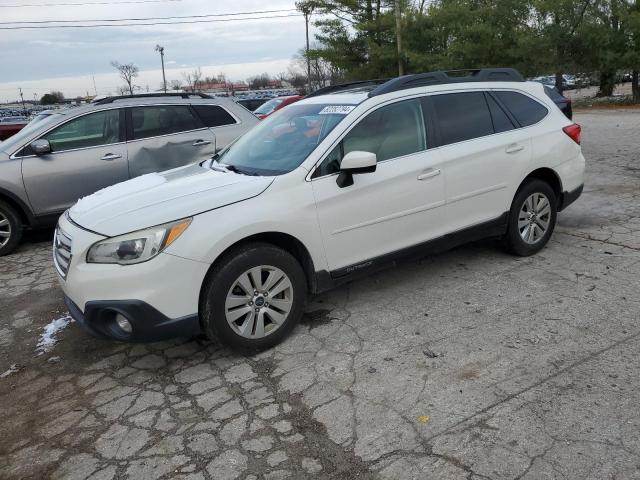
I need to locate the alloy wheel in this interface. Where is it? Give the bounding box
[224,265,293,339]
[0,212,11,248]
[518,192,551,245]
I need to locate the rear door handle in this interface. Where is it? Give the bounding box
[417,168,441,180]
[192,139,212,147]
[100,153,122,161]
[505,144,525,154]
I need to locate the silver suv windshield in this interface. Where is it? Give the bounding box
[215,103,353,176]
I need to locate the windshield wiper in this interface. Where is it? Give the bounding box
[224,164,259,176]
[210,161,257,176]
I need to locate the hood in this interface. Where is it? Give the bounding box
[69,163,274,236]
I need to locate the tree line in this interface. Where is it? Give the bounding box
[298,0,640,101]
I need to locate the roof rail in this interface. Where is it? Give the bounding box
[93,92,213,105]
[368,68,524,97]
[305,79,390,98]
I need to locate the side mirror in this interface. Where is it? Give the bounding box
[30,139,51,155]
[337,150,376,188]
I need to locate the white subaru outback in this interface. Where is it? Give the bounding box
[54,68,585,349]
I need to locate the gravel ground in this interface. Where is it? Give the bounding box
[1,109,639,480]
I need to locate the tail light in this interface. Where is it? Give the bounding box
[563,124,581,144]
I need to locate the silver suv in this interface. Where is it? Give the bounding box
[0,93,258,255]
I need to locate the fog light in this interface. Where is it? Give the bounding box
[115,313,132,333]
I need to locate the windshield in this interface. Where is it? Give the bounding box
[216,103,353,176]
[254,98,284,115]
[0,112,64,153]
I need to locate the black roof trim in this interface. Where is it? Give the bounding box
[305,79,389,98]
[368,68,525,97]
[93,92,213,105]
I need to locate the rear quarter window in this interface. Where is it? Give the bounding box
[192,105,237,127]
[494,91,548,127]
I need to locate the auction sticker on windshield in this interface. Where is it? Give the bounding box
[319,105,356,115]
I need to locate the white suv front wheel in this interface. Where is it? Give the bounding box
[200,242,307,350]
[503,179,557,256]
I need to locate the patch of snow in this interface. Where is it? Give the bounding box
[36,315,73,355]
[0,364,20,378]
[71,173,165,214]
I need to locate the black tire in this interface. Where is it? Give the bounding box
[0,200,23,257]
[200,242,307,350]
[503,179,557,256]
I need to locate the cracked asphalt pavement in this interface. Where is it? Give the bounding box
[1,109,640,480]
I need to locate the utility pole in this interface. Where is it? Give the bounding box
[296,1,314,94]
[92,75,98,96]
[155,44,167,93]
[395,0,404,76]
[19,88,26,115]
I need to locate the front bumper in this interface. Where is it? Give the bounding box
[65,296,201,342]
[56,213,210,342]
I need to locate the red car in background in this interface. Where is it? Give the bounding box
[253,95,304,119]
[0,116,29,141]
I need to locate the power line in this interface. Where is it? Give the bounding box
[0,13,302,30]
[0,0,182,7]
[0,9,296,25]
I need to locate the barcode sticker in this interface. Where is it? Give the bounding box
[319,105,356,115]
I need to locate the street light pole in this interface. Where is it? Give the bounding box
[19,88,26,115]
[155,44,167,93]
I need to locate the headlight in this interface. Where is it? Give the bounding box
[86,218,192,265]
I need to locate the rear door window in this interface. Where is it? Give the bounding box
[192,105,237,127]
[494,91,548,127]
[431,92,493,146]
[130,105,201,140]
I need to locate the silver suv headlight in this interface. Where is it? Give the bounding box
[86,218,192,265]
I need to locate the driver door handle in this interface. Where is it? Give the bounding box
[100,153,122,161]
[417,168,441,181]
[192,139,212,147]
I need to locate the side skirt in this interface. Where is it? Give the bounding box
[313,212,509,293]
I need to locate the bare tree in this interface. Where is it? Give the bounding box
[247,73,272,90]
[182,67,203,92]
[169,79,183,91]
[292,45,343,92]
[110,61,139,95]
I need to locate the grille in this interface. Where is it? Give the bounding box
[53,225,72,279]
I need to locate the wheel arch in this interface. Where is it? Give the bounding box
[518,167,563,204]
[198,231,319,320]
[0,187,34,227]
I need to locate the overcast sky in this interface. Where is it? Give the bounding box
[0,0,314,102]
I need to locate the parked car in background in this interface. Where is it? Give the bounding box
[235,97,269,112]
[27,109,57,127]
[0,116,29,141]
[0,93,258,255]
[54,68,584,349]
[544,86,572,120]
[253,95,304,119]
[531,75,574,91]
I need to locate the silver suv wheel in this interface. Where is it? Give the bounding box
[518,192,551,244]
[0,211,11,248]
[224,265,293,339]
